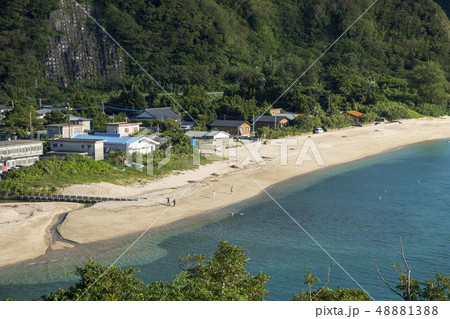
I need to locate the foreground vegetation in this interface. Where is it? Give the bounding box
[0,151,217,195]
[34,242,449,301]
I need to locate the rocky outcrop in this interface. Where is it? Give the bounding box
[45,0,124,87]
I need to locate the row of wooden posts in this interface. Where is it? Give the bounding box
[12,193,145,203]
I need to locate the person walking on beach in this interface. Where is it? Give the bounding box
[166,197,170,206]
[230,186,234,194]
[212,191,216,199]
[173,199,176,207]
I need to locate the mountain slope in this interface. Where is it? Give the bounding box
[0,0,448,103]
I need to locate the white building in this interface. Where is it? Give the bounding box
[49,138,105,160]
[185,130,230,152]
[0,140,44,171]
[72,133,160,155]
[105,122,141,137]
[185,130,230,140]
[46,124,84,138]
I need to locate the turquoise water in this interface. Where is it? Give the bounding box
[0,139,449,300]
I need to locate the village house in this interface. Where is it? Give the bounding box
[46,124,84,138]
[345,111,364,124]
[48,138,105,160]
[0,140,44,172]
[135,107,181,121]
[70,115,91,132]
[185,130,231,151]
[72,133,160,155]
[105,122,141,137]
[252,115,289,130]
[185,130,230,140]
[209,120,251,137]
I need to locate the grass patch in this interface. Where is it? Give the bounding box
[0,153,220,194]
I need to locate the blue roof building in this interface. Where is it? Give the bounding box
[72,133,160,155]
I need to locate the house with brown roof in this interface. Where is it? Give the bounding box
[209,120,251,136]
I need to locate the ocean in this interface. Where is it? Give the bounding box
[0,139,449,300]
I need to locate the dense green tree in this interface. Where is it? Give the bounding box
[293,269,369,301]
[39,241,270,301]
[1,104,43,134]
[109,85,147,110]
[41,259,147,301]
[147,241,270,301]
[292,115,322,132]
[410,61,449,104]
[43,109,66,125]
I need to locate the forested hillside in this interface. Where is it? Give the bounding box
[0,0,448,118]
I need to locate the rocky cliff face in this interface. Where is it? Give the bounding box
[45,0,124,88]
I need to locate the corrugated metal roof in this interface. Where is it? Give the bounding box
[138,107,181,120]
[185,131,208,138]
[345,110,363,117]
[72,133,140,145]
[0,140,43,147]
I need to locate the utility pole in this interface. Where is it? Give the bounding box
[67,103,71,138]
[39,98,42,110]
[102,100,105,114]
[29,111,33,140]
[252,114,255,136]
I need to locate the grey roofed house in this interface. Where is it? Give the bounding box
[279,113,297,120]
[185,130,230,139]
[135,107,181,121]
[209,120,247,127]
[0,105,10,112]
[252,115,289,123]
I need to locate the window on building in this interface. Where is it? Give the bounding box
[125,128,129,133]
[81,145,85,148]
[53,144,58,148]
[60,144,63,147]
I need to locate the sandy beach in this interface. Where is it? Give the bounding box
[1,116,449,267]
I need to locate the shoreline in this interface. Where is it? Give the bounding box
[1,116,449,268]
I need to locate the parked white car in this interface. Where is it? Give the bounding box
[314,128,324,134]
